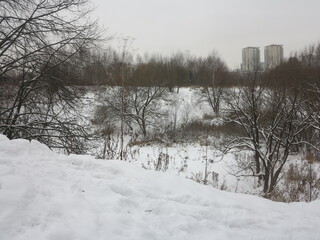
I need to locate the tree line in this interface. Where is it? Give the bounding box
[20,46,234,88]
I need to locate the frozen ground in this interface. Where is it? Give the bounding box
[1,135,320,240]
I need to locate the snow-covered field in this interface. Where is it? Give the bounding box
[85,87,247,191]
[83,87,317,198]
[127,144,259,194]
[1,135,320,240]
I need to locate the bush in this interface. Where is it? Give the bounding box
[270,161,320,202]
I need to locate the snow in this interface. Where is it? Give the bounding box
[127,144,260,194]
[1,134,320,240]
[89,87,247,192]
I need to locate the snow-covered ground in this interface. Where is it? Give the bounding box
[1,135,320,240]
[127,144,259,194]
[83,87,318,198]
[86,87,246,191]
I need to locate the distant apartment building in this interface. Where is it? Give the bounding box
[264,44,284,70]
[241,47,261,72]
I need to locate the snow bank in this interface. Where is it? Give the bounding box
[0,135,319,240]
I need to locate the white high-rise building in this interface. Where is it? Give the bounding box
[264,45,284,70]
[241,47,261,72]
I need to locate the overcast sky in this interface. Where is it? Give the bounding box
[93,0,320,69]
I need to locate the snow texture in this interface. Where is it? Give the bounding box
[0,134,320,240]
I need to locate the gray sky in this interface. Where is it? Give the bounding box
[93,0,320,69]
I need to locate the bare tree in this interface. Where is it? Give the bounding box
[128,85,167,138]
[92,39,133,160]
[0,0,104,153]
[225,71,264,181]
[225,69,313,195]
[300,43,320,158]
[129,56,168,138]
[94,52,168,143]
[198,52,229,115]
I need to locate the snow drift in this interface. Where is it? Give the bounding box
[0,135,319,240]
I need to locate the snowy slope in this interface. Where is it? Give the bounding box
[0,135,320,240]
